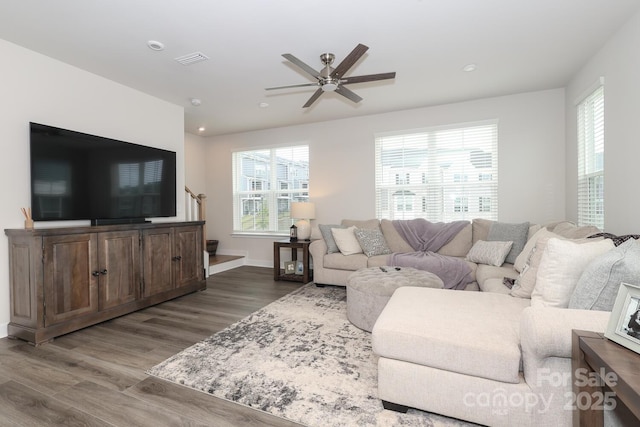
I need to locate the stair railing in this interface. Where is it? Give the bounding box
[185,186,207,252]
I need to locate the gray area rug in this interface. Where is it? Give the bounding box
[147,283,475,427]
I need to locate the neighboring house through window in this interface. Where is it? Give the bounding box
[577,81,605,230]
[232,145,309,234]
[375,121,498,221]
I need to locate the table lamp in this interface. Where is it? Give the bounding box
[290,202,316,241]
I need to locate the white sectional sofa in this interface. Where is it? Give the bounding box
[309,218,596,291]
[373,287,611,426]
[309,217,639,426]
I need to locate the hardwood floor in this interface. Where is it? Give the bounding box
[0,266,304,426]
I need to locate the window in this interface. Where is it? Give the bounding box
[233,145,309,234]
[577,83,604,229]
[375,121,498,221]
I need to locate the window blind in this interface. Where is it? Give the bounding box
[375,121,498,222]
[232,145,309,234]
[577,85,604,229]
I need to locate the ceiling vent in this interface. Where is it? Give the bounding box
[174,52,209,65]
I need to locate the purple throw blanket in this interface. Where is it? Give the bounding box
[389,219,473,290]
[392,218,469,252]
[389,252,473,290]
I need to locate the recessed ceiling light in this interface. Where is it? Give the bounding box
[190,98,202,106]
[147,40,165,51]
[463,63,477,72]
[259,102,270,108]
[198,127,205,132]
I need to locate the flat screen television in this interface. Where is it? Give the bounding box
[30,122,177,224]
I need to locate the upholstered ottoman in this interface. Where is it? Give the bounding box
[346,266,443,332]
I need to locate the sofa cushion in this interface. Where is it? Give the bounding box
[531,238,614,308]
[380,219,413,253]
[472,218,493,244]
[342,218,381,230]
[569,239,640,311]
[372,287,530,384]
[331,226,363,255]
[551,221,601,239]
[323,252,368,270]
[437,223,473,257]
[366,254,390,267]
[480,278,513,294]
[318,224,345,254]
[476,264,518,291]
[487,221,530,264]
[466,240,513,266]
[354,228,392,257]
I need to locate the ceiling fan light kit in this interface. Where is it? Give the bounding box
[266,43,396,108]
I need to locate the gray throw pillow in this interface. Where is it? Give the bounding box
[319,224,345,254]
[487,221,530,265]
[354,228,392,257]
[569,239,640,311]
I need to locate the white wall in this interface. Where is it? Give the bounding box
[184,132,207,195]
[204,88,566,266]
[0,39,185,337]
[565,8,640,235]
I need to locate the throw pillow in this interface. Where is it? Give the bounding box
[465,240,513,267]
[354,228,392,257]
[530,238,614,308]
[487,221,530,265]
[331,226,363,256]
[514,227,558,273]
[510,233,559,298]
[319,224,345,254]
[569,239,640,311]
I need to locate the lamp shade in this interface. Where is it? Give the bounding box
[290,202,315,240]
[290,202,316,220]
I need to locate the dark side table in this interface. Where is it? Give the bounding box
[273,240,312,284]
[571,330,640,426]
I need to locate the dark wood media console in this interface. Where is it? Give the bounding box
[5,221,206,345]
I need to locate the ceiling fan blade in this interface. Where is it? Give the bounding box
[335,86,363,104]
[303,88,324,108]
[282,53,321,79]
[331,43,369,78]
[340,72,396,85]
[265,82,319,91]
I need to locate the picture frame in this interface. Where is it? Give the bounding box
[604,282,640,355]
[284,261,296,275]
[294,260,304,275]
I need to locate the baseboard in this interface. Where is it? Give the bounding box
[209,256,246,275]
[0,322,8,339]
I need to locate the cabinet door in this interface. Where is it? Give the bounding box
[43,233,99,326]
[98,230,141,310]
[142,228,174,297]
[174,225,203,288]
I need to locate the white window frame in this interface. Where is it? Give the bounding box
[232,145,309,235]
[375,120,498,222]
[577,79,605,230]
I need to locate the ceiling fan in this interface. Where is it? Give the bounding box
[265,43,396,108]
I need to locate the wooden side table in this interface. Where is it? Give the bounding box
[273,240,312,284]
[571,330,640,427]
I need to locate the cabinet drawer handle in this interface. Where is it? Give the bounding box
[101,269,108,275]
[173,256,182,261]
[92,271,100,277]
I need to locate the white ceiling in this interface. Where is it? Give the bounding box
[1,0,638,136]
